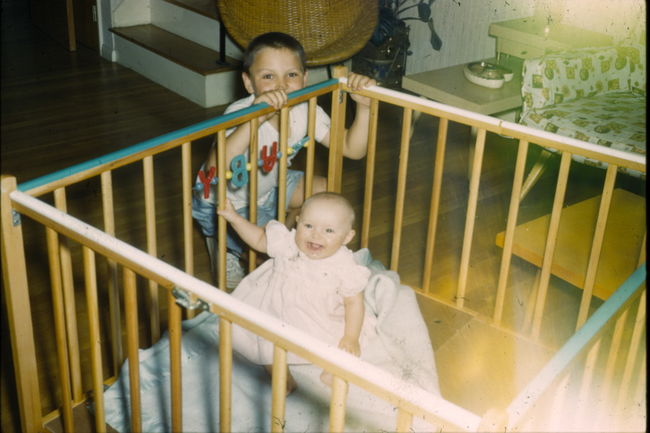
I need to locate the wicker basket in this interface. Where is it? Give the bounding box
[217,0,378,66]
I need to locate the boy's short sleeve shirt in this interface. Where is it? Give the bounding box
[224,95,331,210]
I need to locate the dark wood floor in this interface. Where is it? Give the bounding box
[2,2,645,432]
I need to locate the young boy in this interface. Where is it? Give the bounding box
[192,32,376,288]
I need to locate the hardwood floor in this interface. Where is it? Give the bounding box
[2,2,645,432]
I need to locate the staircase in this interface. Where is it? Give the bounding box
[109,0,332,108]
[109,0,243,107]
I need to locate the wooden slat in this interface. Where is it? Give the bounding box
[396,408,413,432]
[168,293,183,432]
[422,117,448,292]
[53,188,83,402]
[123,268,142,433]
[531,151,572,339]
[390,107,412,271]
[248,117,259,273]
[573,339,601,428]
[101,171,124,372]
[271,347,287,433]
[360,98,379,249]
[143,156,160,342]
[493,139,528,324]
[45,227,74,432]
[328,67,347,192]
[277,106,289,224]
[305,97,318,199]
[614,290,646,415]
[182,142,194,275]
[217,130,228,291]
[328,376,348,432]
[219,318,232,432]
[0,176,42,433]
[82,246,106,432]
[456,128,486,308]
[576,165,617,329]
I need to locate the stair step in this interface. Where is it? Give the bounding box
[110,24,239,76]
[163,0,218,20]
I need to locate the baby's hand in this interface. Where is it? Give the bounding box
[338,337,361,357]
[346,73,377,107]
[216,199,238,222]
[254,89,288,122]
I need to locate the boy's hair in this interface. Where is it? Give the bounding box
[242,32,307,74]
[302,192,356,228]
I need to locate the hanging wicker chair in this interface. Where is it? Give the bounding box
[217,0,379,67]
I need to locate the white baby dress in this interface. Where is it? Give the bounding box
[230,220,373,365]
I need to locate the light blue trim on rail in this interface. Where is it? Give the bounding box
[17,78,339,192]
[507,263,646,417]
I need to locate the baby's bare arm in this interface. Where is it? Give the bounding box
[338,291,365,356]
[217,199,268,253]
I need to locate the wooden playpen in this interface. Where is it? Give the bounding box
[1,75,646,432]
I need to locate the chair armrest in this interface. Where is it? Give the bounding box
[521,46,632,113]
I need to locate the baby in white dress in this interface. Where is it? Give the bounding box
[217,192,371,390]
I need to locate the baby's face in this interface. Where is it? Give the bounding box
[294,200,355,260]
[242,47,307,96]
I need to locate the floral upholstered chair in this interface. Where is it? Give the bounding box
[518,42,646,198]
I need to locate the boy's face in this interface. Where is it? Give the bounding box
[242,47,307,96]
[295,199,355,260]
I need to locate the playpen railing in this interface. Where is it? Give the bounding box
[2,75,646,432]
[3,184,480,432]
[506,264,646,432]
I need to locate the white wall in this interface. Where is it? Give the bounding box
[404,0,646,75]
[560,0,646,43]
[99,0,152,61]
[404,0,535,74]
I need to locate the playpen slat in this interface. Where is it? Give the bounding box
[360,98,379,249]
[248,118,260,272]
[390,107,412,272]
[422,117,448,293]
[219,318,233,432]
[271,346,288,433]
[614,289,646,416]
[101,171,124,373]
[576,164,617,329]
[395,408,413,432]
[278,106,289,224]
[573,338,601,428]
[123,267,142,432]
[45,226,75,432]
[143,156,161,342]
[328,67,347,192]
[546,372,571,431]
[181,140,201,320]
[532,151,572,339]
[493,139,529,324]
[328,375,348,432]
[305,97,317,199]
[595,307,628,424]
[456,128,486,308]
[631,351,646,409]
[168,292,183,431]
[217,130,228,290]
[182,142,194,275]
[53,188,83,402]
[82,246,107,432]
[1,176,43,433]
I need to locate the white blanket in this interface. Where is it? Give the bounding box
[103,249,439,432]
